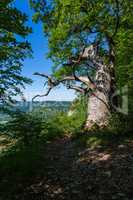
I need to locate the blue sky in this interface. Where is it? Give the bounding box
[14,0,76,101]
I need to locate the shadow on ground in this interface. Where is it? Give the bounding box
[0,133,133,200]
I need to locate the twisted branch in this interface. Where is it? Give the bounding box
[32,72,95,101]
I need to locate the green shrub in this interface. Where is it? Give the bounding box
[107,112,133,134]
[5,111,42,144]
[1,95,87,144]
[39,95,87,139]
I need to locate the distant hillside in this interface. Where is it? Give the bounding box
[0,101,72,122]
[14,101,72,112]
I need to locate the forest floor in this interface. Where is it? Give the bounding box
[0,133,133,200]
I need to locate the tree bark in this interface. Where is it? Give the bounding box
[33,45,116,130]
[85,63,112,129]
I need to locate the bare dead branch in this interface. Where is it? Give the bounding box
[32,72,95,101]
[34,72,56,84]
[32,44,102,101]
[34,72,94,88]
[67,85,85,93]
[32,87,54,101]
[34,72,50,79]
[33,73,110,110]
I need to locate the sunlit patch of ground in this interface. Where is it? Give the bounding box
[0,135,16,153]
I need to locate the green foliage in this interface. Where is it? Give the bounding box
[115,2,133,114]
[30,0,123,68]
[82,112,133,136]
[31,0,133,132]
[2,95,86,144]
[5,111,42,144]
[0,0,32,104]
[108,113,133,134]
[40,95,87,139]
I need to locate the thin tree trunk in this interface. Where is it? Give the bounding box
[85,64,112,129]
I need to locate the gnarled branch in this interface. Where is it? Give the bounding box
[32,88,53,102]
[34,72,95,88]
[32,72,95,101]
[67,85,85,93]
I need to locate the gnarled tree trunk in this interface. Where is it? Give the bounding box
[33,45,116,130]
[85,63,112,129]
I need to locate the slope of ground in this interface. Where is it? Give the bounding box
[0,133,133,200]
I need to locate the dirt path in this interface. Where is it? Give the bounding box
[19,136,133,200]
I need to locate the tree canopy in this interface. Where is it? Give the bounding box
[30,0,123,65]
[31,0,133,115]
[0,0,32,104]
